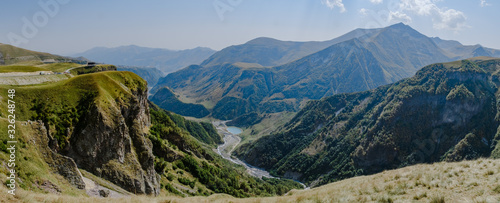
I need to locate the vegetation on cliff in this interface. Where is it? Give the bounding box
[148,103,302,197]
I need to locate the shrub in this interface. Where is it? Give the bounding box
[430,196,445,203]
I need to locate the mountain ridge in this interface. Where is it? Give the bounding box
[200,27,382,68]
[155,23,471,120]
[236,57,500,186]
[72,45,216,74]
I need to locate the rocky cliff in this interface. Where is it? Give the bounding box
[65,76,160,195]
[31,121,86,189]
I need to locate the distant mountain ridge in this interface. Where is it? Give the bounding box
[153,23,495,120]
[236,57,500,186]
[432,37,500,59]
[72,45,216,74]
[116,65,164,87]
[201,27,380,67]
[0,43,86,65]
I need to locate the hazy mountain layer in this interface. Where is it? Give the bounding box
[73,45,216,74]
[116,66,164,87]
[201,27,380,67]
[154,23,457,120]
[432,37,500,59]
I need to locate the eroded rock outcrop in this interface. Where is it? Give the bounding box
[66,85,160,195]
[30,121,86,189]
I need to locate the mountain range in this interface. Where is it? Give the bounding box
[432,37,500,59]
[201,27,379,67]
[152,23,500,120]
[236,57,500,186]
[72,45,216,74]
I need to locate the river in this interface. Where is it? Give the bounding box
[213,120,309,189]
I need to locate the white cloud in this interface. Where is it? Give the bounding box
[432,8,467,30]
[359,8,369,15]
[480,0,490,7]
[322,0,346,13]
[389,11,412,23]
[369,0,383,4]
[398,0,468,31]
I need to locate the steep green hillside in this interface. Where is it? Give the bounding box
[0,118,87,197]
[236,58,500,187]
[150,102,222,146]
[147,103,302,197]
[154,23,453,120]
[0,70,160,195]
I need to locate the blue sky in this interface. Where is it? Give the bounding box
[0,0,498,55]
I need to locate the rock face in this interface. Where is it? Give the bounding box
[31,121,86,189]
[66,86,160,195]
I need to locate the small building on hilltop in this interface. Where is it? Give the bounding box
[86,62,96,67]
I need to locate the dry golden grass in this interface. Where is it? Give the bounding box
[2,158,500,202]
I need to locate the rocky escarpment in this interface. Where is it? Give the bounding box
[65,82,160,195]
[30,121,86,189]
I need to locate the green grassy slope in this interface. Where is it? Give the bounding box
[159,106,222,146]
[0,62,82,73]
[0,43,72,65]
[2,158,499,202]
[0,65,48,73]
[0,71,145,147]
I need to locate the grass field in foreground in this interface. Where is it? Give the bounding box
[1,158,499,202]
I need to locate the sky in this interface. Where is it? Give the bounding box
[0,0,498,55]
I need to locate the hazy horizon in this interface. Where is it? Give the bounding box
[1,0,499,55]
